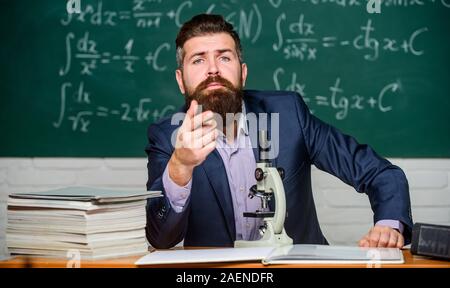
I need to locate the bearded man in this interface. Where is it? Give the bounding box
[145,14,413,249]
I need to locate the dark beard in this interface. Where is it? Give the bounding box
[184,75,243,128]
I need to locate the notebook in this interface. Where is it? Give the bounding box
[8,186,158,203]
[135,244,404,266]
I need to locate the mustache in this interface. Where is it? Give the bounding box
[185,74,243,122]
[195,75,236,93]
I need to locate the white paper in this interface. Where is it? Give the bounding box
[135,246,274,265]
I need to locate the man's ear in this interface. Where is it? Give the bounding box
[175,69,185,95]
[241,63,248,87]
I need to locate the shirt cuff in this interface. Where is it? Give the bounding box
[162,163,192,213]
[375,219,404,234]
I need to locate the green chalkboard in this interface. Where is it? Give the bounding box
[1,0,449,157]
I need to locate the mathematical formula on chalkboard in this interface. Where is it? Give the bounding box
[53,0,443,133]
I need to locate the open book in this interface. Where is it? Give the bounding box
[135,245,404,266]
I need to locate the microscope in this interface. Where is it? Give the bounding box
[234,130,293,248]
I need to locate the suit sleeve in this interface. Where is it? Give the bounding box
[145,123,191,249]
[293,93,413,243]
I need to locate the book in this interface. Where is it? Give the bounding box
[7,186,162,259]
[135,245,404,266]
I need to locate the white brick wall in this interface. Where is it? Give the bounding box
[0,158,449,256]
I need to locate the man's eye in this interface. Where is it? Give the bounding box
[193,58,203,64]
[220,56,231,62]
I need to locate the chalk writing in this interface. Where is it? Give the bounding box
[59,32,170,75]
[52,0,442,134]
[274,13,428,61]
[54,81,176,132]
[273,67,402,120]
[289,0,450,8]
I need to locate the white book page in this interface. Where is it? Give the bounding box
[135,247,274,265]
[262,245,404,265]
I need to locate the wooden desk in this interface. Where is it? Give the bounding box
[0,250,448,268]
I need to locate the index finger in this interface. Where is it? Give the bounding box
[186,100,198,119]
[181,100,199,131]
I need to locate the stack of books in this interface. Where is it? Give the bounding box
[6,187,161,259]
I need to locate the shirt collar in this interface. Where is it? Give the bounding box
[238,101,249,137]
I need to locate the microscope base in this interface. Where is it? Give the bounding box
[234,222,293,248]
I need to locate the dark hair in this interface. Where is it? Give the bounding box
[175,14,243,68]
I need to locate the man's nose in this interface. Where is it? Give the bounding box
[207,58,219,76]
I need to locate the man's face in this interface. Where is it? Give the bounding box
[175,33,248,119]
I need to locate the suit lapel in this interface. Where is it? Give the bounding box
[244,94,262,163]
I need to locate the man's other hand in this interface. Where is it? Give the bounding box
[358,225,404,248]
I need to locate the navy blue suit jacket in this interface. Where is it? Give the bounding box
[145,90,413,249]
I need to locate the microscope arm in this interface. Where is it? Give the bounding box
[257,164,287,235]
